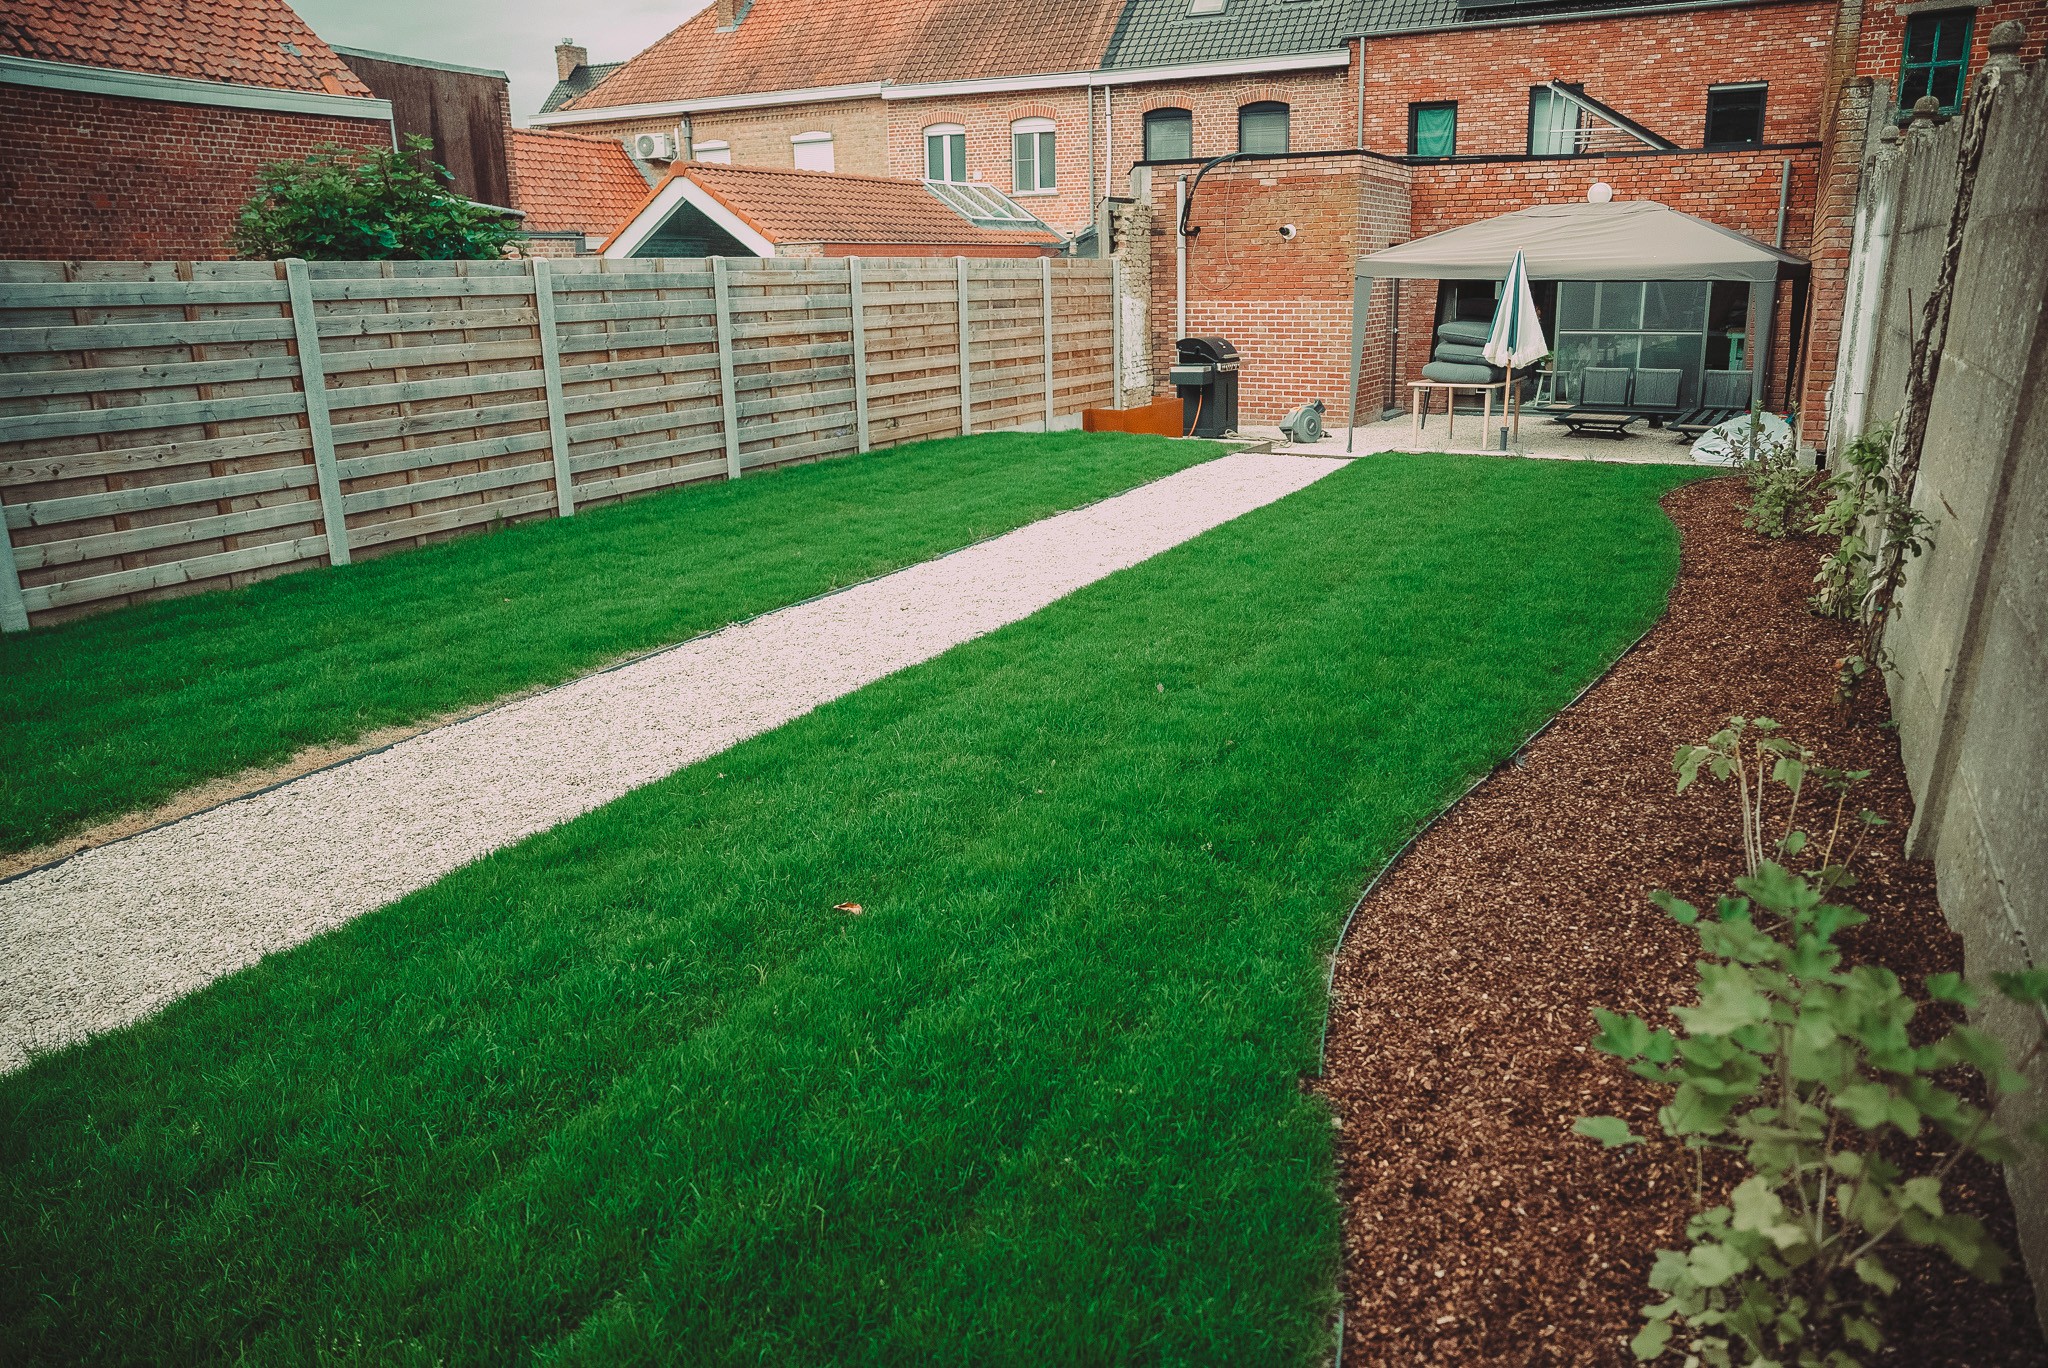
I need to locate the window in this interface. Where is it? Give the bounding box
[1011,118,1056,194]
[1899,9,1973,114]
[924,124,968,182]
[1408,101,1457,157]
[1528,86,1583,155]
[1188,0,1227,13]
[1238,101,1289,154]
[1143,107,1193,161]
[694,139,732,164]
[1703,84,1766,148]
[791,131,834,171]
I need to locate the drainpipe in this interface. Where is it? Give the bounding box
[1176,173,1188,339]
[1086,84,1097,220]
[1105,85,1116,197]
[1354,38,1366,148]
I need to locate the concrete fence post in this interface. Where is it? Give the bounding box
[1110,257,1125,410]
[956,256,973,438]
[848,256,872,453]
[1041,256,1056,431]
[712,256,743,481]
[282,258,350,567]
[0,507,27,633]
[530,257,575,516]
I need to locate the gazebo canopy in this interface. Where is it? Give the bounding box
[1355,200,1808,284]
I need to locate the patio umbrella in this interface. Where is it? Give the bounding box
[1483,249,1548,448]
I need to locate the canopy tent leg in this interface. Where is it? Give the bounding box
[1346,274,1373,454]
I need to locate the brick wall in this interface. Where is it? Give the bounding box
[0,87,392,261]
[1853,0,2047,85]
[1143,153,1412,425]
[1358,2,1834,156]
[563,97,891,176]
[887,88,1095,232]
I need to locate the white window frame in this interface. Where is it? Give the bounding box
[1528,87,1584,156]
[791,130,835,171]
[694,139,732,164]
[1010,117,1056,195]
[924,123,968,182]
[1189,0,1228,14]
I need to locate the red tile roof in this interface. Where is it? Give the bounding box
[567,0,1124,111]
[0,0,373,96]
[508,129,652,235]
[614,164,1064,252]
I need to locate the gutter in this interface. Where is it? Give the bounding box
[1343,0,1820,43]
[0,53,393,123]
[530,50,1353,128]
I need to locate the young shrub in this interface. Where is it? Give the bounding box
[1575,720,2048,1367]
[231,135,520,262]
[1741,440,1816,541]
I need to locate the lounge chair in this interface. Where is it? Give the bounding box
[1560,367,1641,438]
[1671,371,1756,439]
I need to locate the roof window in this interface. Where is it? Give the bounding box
[1188,0,1227,14]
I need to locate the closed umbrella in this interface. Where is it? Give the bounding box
[1483,249,1548,448]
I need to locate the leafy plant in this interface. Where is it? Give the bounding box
[231,135,519,262]
[1577,721,2048,1367]
[1741,435,1816,540]
[1806,424,1934,724]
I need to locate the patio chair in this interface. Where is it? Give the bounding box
[1560,367,1642,438]
[1631,368,1684,420]
[1671,371,1755,439]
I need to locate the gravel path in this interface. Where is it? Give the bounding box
[0,452,1345,1073]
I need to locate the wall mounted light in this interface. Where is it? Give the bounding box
[1278,223,1299,240]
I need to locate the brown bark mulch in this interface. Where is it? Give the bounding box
[1317,476,2046,1367]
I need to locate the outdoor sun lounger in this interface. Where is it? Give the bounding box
[1670,370,1757,438]
[1559,367,1643,437]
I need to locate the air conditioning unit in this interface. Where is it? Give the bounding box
[631,131,678,162]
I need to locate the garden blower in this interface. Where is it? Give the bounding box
[1279,399,1327,445]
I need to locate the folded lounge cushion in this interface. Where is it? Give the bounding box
[1433,341,1490,365]
[1436,318,1494,346]
[1421,359,1502,384]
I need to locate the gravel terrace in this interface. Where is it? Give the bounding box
[0,451,1343,1073]
[1319,476,2045,1365]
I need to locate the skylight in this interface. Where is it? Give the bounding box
[922,181,1047,230]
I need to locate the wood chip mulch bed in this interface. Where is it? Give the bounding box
[1316,476,2046,1366]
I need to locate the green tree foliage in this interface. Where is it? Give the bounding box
[231,135,519,262]
[1579,718,2047,1367]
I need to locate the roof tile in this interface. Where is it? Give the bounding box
[654,164,1064,249]
[508,129,654,235]
[0,0,374,97]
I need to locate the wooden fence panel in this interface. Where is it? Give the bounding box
[0,255,1118,628]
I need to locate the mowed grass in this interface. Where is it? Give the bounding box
[0,431,1223,854]
[0,455,1706,1366]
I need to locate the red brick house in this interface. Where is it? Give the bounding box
[0,0,395,259]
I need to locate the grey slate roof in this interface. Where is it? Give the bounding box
[539,61,625,114]
[1103,0,1764,65]
[1102,0,1368,69]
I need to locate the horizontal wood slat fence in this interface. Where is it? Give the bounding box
[0,255,1121,631]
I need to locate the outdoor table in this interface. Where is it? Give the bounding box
[1408,380,1516,446]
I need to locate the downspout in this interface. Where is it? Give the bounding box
[1087,83,1098,233]
[1105,85,1115,196]
[1354,37,1366,149]
[1176,174,1188,338]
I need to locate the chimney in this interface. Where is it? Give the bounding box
[715,0,750,30]
[555,39,587,82]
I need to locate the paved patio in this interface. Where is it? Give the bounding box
[1250,409,1724,467]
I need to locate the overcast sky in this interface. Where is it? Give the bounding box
[288,0,709,125]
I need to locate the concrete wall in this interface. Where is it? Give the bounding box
[1847,40,2048,1318]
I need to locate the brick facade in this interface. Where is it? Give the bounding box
[0,86,391,260]
[1357,1,1834,156]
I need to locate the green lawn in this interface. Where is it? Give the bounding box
[0,432,1223,854]
[0,455,1705,1365]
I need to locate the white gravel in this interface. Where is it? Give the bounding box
[0,451,1346,1073]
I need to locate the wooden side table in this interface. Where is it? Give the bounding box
[1408,380,1511,447]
